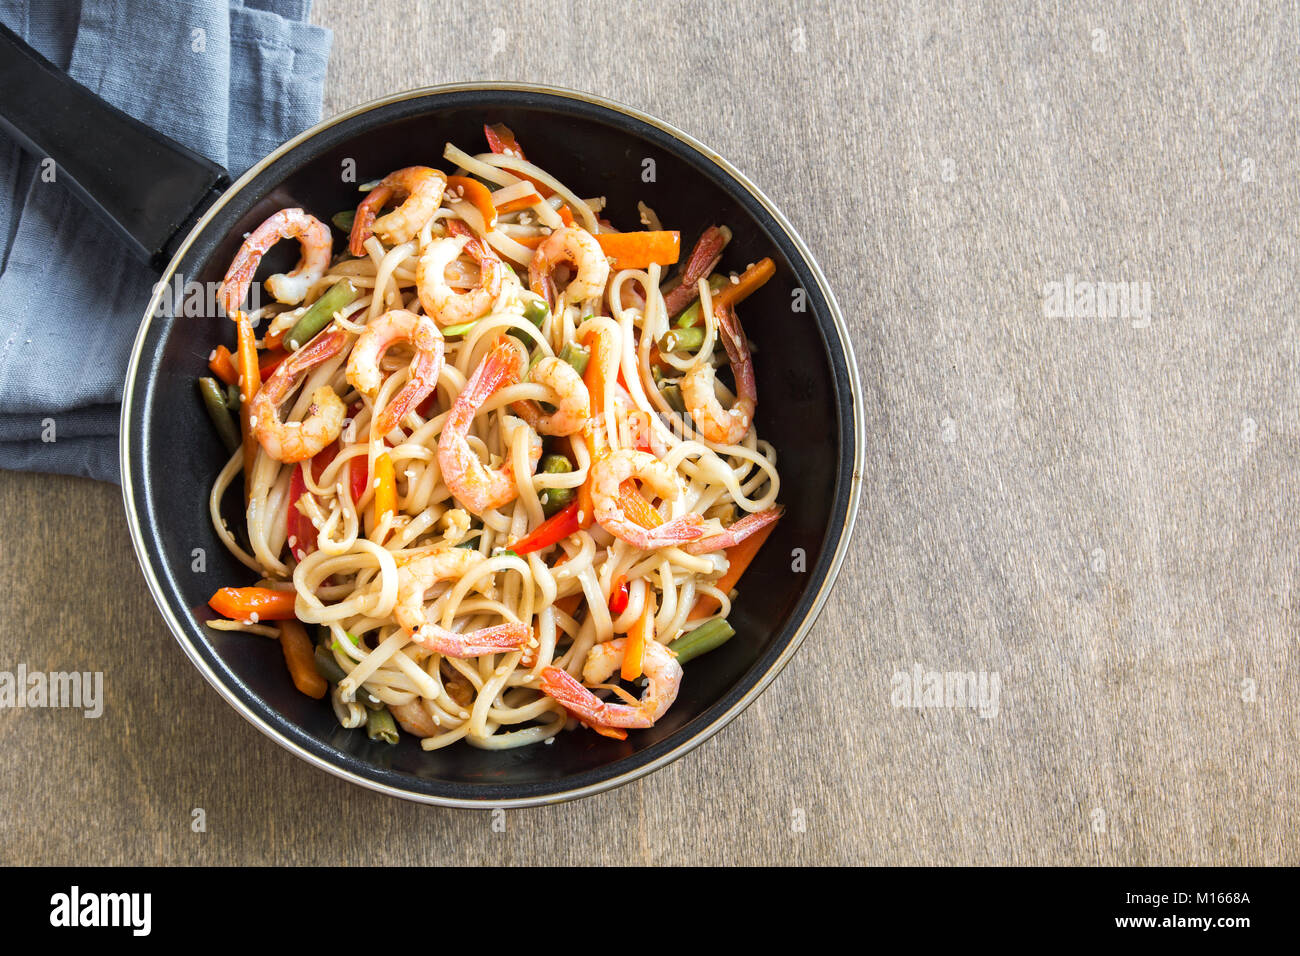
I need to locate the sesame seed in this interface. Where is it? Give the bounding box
[208,349,216,361]
[249,612,259,623]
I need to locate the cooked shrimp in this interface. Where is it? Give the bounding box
[590,449,706,549]
[684,505,783,554]
[349,166,447,255]
[394,548,530,657]
[438,340,542,515]
[529,225,610,307]
[416,219,505,327]
[346,309,444,435]
[510,356,590,436]
[539,638,682,729]
[681,303,756,445]
[390,700,439,737]
[219,208,331,313]
[248,328,348,463]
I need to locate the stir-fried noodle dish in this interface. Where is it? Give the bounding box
[200,123,783,751]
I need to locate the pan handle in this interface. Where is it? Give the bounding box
[0,21,229,270]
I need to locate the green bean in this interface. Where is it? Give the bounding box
[539,454,575,516]
[676,275,727,328]
[331,209,355,231]
[659,326,705,353]
[669,618,735,665]
[285,279,359,351]
[365,707,399,744]
[559,342,590,376]
[660,383,686,413]
[313,644,347,684]
[198,377,240,453]
[225,382,240,414]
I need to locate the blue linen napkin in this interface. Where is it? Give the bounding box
[0,0,331,482]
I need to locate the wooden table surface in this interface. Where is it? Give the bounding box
[2,0,1296,865]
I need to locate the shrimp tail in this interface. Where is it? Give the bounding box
[410,621,530,658]
[683,505,783,554]
[538,666,654,729]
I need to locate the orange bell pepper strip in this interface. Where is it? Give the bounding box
[687,517,780,621]
[594,231,680,269]
[209,586,297,621]
[373,452,396,529]
[446,175,498,230]
[617,480,662,528]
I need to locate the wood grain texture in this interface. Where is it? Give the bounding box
[1,0,1297,865]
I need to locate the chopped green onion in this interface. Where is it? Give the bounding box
[441,319,479,337]
[669,618,735,665]
[331,209,355,231]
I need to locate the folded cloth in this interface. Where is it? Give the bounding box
[0,0,331,482]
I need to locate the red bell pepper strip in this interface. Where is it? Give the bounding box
[511,500,581,555]
[483,122,555,198]
[608,575,629,616]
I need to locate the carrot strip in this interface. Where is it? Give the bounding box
[688,518,779,621]
[621,602,652,681]
[594,231,680,269]
[553,592,583,619]
[209,586,297,621]
[208,345,238,386]
[446,175,498,230]
[235,312,262,499]
[495,189,545,214]
[575,323,619,529]
[557,204,575,227]
[279,619,327,700]
[713,257,775,312]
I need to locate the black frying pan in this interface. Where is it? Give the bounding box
[0,23,864,806]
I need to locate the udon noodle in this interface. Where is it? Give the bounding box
[200,123,783,750]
